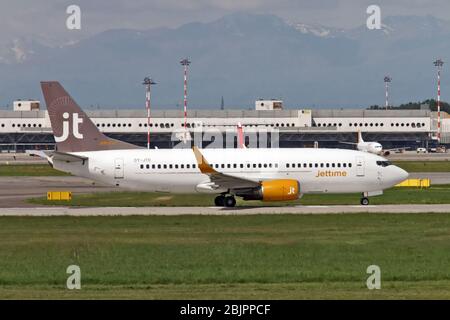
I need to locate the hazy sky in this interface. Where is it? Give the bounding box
[1,0,450,45]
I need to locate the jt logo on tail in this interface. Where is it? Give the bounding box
[55,112,84,142]
[41,81,140,152]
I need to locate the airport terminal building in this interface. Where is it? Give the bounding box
[0,99,447,152]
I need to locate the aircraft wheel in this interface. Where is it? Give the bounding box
[224,196,236,208]
[360,197,369,206]
[214,195,225,207]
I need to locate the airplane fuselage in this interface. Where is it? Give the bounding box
[53,148,408,195]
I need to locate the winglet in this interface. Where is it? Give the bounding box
[192,146,216,174]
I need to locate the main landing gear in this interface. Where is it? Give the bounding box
[214,194,236,208]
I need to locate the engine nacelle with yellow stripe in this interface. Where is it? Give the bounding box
[237,179,300,201]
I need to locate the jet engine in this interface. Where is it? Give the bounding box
[236,179,300,201]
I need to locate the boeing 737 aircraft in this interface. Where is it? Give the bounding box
[39,81,408,207]
[341,131,406,156]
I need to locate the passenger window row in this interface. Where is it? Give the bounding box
[140,163,197,170]
[138,162,353,171]
[286,162,352,168]
[139,163,281,170]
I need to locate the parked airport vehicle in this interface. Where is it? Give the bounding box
[416,147,427,153]
[38,81,408,207]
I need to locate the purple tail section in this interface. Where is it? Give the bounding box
[41,81,141,152]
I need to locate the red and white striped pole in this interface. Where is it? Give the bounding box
[180,58,191,134]
[438,68,441,142]
[384,76,391,110]
[143,77,156,149]
[434,59,444,143]
[237,122,244,148]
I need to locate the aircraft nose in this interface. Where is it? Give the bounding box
[395,166,409,184]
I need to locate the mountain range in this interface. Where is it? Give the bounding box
[0,13,449,109]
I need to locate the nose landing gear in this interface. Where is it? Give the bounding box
[360,197,369,206]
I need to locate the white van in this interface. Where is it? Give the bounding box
[416,147,427,153]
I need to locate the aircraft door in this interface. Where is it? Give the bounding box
[356,156,365,176]
[114,158,124,179]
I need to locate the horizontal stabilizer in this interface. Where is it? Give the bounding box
[52,151,88,162]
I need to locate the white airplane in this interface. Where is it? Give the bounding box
[39,81,408,207]
[341,131,405,156]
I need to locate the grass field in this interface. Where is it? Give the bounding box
[0,161,449,177]
[0,164,69,176]
[392,161,450,172]
[28,184,450,207]
[0,214,448,299]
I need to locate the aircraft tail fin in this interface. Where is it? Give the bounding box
[41,81,140,152]
[357,130,364,144]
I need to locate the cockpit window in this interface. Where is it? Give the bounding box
[376,160,391,167]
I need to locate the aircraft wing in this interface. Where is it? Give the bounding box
[339,142,357,145]
[193,146,260,190]
[384,147,411,152]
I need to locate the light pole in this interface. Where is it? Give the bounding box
[180,58,191,132]
[434,59,444,143]
[384,76,392,110]
[143,77,156,149]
